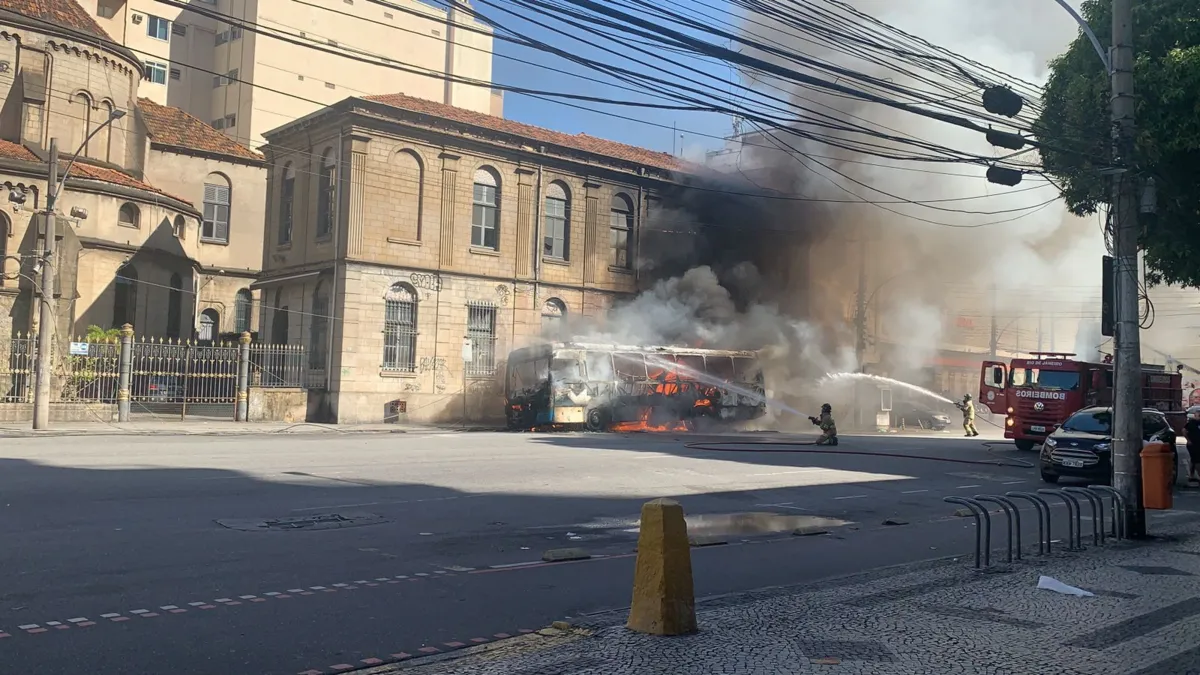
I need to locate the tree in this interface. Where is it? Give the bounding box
[1034,0,1200,286]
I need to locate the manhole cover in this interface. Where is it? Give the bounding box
[215,511,389,532]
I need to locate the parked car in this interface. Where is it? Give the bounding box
[1039,406,1179,485]
[891,403,953,431]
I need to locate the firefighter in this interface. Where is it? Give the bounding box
[957,393,979,437]
[809,403,838,446]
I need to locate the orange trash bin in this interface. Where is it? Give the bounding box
[1141,442,1174,510]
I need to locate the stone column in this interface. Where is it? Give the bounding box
[235,331,251,422]
[117,323,133,423]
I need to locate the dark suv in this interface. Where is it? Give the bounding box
[1039,406,1177,484]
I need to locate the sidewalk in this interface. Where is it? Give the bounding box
[375,513,1200,675]
[0,420,503,437]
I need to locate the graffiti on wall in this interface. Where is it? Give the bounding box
[494,284,510,307]
[409,272,442,293]
[419,356,449,394]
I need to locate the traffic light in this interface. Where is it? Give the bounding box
[1102,255,1114,337]
[982,86,1023,118]
[986,166,1023,186]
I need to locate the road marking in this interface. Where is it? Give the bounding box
[129,610,149,615]
[756,502,812,512]
[99,614,120,619]
[956,485,981,489]
[67,618,88,623]
[902,489,929,494]
[17,625,38,630]
[1003,480,1025,485]
[834,494,868,500]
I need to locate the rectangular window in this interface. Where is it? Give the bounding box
[97,6,116,19]
[383,299,418,372]
[466,304,497,377]
[278,177,294,245]
[143,61,168,85]
[169,67,181,80]
[543,197,568,260]
[202,183,231,243]
[171,23,187,36]
[147,15,170,40]
[609,208,633,269]
[316,164,336,239]
[471,183,498,249]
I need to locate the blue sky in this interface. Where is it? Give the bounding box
[480,0,738,157]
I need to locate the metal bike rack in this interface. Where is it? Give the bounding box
[1006,491,1052,555]
[944,496,991,569]
[1087,485,1128,540]
[1064,487,1105,546]
[975,495,1021,563]
[1038,489,1085,551]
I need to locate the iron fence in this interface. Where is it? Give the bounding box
[250,343,307,388]
[60,338,121,402]
[1,335,34,403]
[129,337,239,417]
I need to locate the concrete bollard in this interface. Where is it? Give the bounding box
[626,498,697,636]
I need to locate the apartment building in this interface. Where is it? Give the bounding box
[257,93,681,424]
[79,0,501,147]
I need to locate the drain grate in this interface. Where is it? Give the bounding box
[215,512,389,532]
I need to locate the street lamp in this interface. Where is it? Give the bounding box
[32,108,127,431]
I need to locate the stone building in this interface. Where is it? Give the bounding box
[78,0,501,146]
[257,92,682,424]
[0,1,264,348]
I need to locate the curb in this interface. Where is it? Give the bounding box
[542,547,591,562]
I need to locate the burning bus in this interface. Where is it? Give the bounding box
[504,342,766,431]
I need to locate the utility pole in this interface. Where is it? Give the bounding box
[33,139,57,430]
[1110,0,1144,538]
[854,233,868,429]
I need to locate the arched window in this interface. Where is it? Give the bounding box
[235,288,253,334]
[118,202,140,228]
[198,308,220,342]
[172,214,186,239]
[270,288,289,344]
[541,297,567,338]
[309,280,329,369]
[166,273,183,339]
[202,173,231,243]
[471,166,500,250]
[113,264,138,328]
[316,149,337,239]
[609,193,634,269]
[393,150,424,241]
[0,212,8,287]
[70,92,92,155]
[382,283,418,372]
[543,181,570,260]
[96,100,114,161]
[278,162,295,246]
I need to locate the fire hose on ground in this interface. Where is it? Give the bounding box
[681,440,1036,469]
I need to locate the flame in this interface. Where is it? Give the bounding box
[611,409,692,433]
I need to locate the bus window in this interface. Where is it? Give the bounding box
[733,357,760,383]
[645,354,677,380]
[584,351,614,382]
[676,355,704,380]
[705,356,734,382]
[507,358,538,394]
[614,352,647,381]
[551,356,584,383]
[533,357,550,383]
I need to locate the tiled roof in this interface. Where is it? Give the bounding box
[0,139,37,162]
[363,92,685,174]
[0,138,191,206]
[138,98,263,163]
[0,0,114,42]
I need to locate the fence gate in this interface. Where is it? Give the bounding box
[1,334,35,403]
[129,338,239,419]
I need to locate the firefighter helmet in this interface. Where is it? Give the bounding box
[821,403,832,413]
[964,393,973,401]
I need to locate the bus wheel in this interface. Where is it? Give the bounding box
[586,408,607,432]
[1014,440,1037,452]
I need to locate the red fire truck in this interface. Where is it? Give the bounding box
[979,352,1184,452]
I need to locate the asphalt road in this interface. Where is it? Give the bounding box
[0,429,1086,674]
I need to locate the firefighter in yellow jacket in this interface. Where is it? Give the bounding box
[809,403,838,446]
[958,394,979,437]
